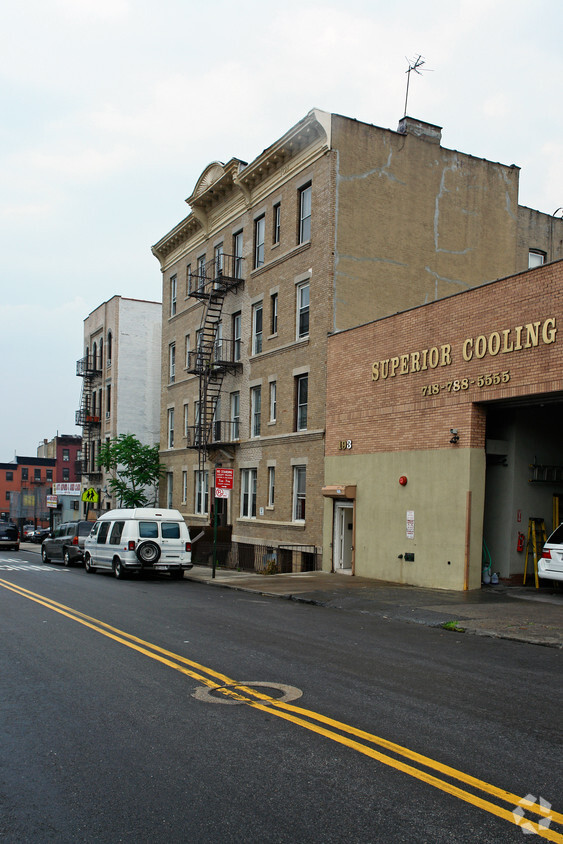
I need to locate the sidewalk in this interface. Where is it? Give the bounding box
[184,565,563,649]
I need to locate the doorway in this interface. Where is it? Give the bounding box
[333,501,354,573]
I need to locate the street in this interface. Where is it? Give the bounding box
[1,548,561,843]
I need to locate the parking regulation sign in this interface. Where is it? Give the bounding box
[215,468,233,490]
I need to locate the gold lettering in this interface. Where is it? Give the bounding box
[440,344,452,366]
[501,329,513,353]
[462,338,473,361]
[372,362,379,381]
[390,356,400,377]
[514,326,523,350]
[475,335,487,359]
[410,351,420,372]
[428,347,439,369]
[542,317,557,344]
[524,321,540,348]
[380,359,389,379]
[400,354,410,374]
[488,332,501,356]
[420,349,428,371]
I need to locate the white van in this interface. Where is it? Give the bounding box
[84,508,192,579]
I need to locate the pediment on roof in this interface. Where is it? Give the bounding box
[192,162,226,200]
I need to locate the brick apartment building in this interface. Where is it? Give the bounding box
[76,296,162,515]
[37,434,82,524]
[0,456,56,528]
[152,109,563,572]
[325,260,563,589]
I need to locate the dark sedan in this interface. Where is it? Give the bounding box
[0,522,20,551]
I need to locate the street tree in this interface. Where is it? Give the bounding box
[97,434,165,508]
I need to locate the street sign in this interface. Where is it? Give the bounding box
[215,468,233,490]
[82,487,99,503]
[46,495,58,508]
[215,488,229,499]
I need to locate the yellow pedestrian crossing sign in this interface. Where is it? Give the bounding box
[82,487,99,503]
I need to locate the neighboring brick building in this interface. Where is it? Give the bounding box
[0,456,56,528]
[324,260,563,589]
[76,296,162,514]
[37,434,83,524]
[152,109,563,572]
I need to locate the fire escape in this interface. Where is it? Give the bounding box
[187,253,244,474]
[76,351,103,482]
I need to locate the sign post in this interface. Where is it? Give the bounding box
[213,469,233,579]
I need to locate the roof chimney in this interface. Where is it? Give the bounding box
[397,117,442,144]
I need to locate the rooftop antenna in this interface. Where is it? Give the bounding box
[403,54,431,118]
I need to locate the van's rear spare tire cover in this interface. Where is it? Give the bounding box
[136,541,161,564]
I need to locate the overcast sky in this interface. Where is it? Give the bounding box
[1,0,561,458]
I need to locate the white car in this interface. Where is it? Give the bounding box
[538,523,563,584]
[84,508,192,579]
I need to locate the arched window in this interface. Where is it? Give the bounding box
[99,337,103,368]
[92,342,97,369]
[107,331,112,365]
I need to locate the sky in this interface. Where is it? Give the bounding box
[1,0,562,459]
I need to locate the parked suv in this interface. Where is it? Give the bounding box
[84,508,192,579]
[41,521,93,566]
[0,522,19,551]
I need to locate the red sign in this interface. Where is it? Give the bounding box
[215,468,234,490]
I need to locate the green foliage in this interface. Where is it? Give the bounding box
[97,434,165,508]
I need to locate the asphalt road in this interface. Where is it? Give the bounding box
[1,548,561,843]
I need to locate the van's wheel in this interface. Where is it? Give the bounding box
[63,549,72,567]
[41,546,50,564]
[135,541,161,565]
[84,555,96,574]
[113,559,126,579]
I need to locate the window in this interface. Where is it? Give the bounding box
[233,313,241,362]
[162,522,180,538]
[296,375,308,431]
[170,274,177,316]
[62,467,69,481]
[252,303,263,354]
[22,468,28,481]
[186,263,192,295]
[97,522,110,544]
[293,466,306,521]
[107,331,112,365]
[273,203,281,244]
[109,521,125,545]
[214,243,224,278]
[182,471,187,504]
[63,448,70,461]
[183,403,189,438]
[139,521,158,538]
[169,342,176,383]
[254,215,265,268]
[233,231,243,279]
[195,471,208,515]
[240,468,257,518]
[197,255,206,291]
[299,183,312,243]
[6,471,13,481]
[5,491,9,501]
[213,396,221,441]
[99,338,103,368]
[297,281,310,338]
[231,392,240,440]
[167,473,173,508]
[529,250,546,268]
[34,468,41,481]
[269,381,277,422]
[46,469,53,481]
[185,334,190,368]
[270,293,278,335]
[106,384,111,417]
[268,467,275,507]
[214,321,223,361]
[168,408,175,448]
[251,386,261,437]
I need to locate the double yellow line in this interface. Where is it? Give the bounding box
[2,577,561,841]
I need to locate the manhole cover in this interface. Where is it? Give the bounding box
[193,681,303,705]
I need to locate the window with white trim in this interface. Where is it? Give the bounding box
[185,334,190,368]
[170,274,177,316]
[233,312,241,361]
[252,303,263,354]
[273,203,281,244]
[231,392,240,440]
[234,231,243,279]
[269,381,277,423]
[299,183,312,243]
[254,215,265,268]
[169,342,176,383]
[528,250,546,268]
[197,255,206,291]
[167,473,173,508]
[195,470,208,515]
[293,466,306,521]
[297,281,310,339]
[183,403,189,439]
[296,375,308,431]
[240,468,257,518]
[270,293,278,335]
[186,263,192,295]
[182,471,187,504]
[268,467,275,507]
[251,386,261,437]
[167,408,175,448]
